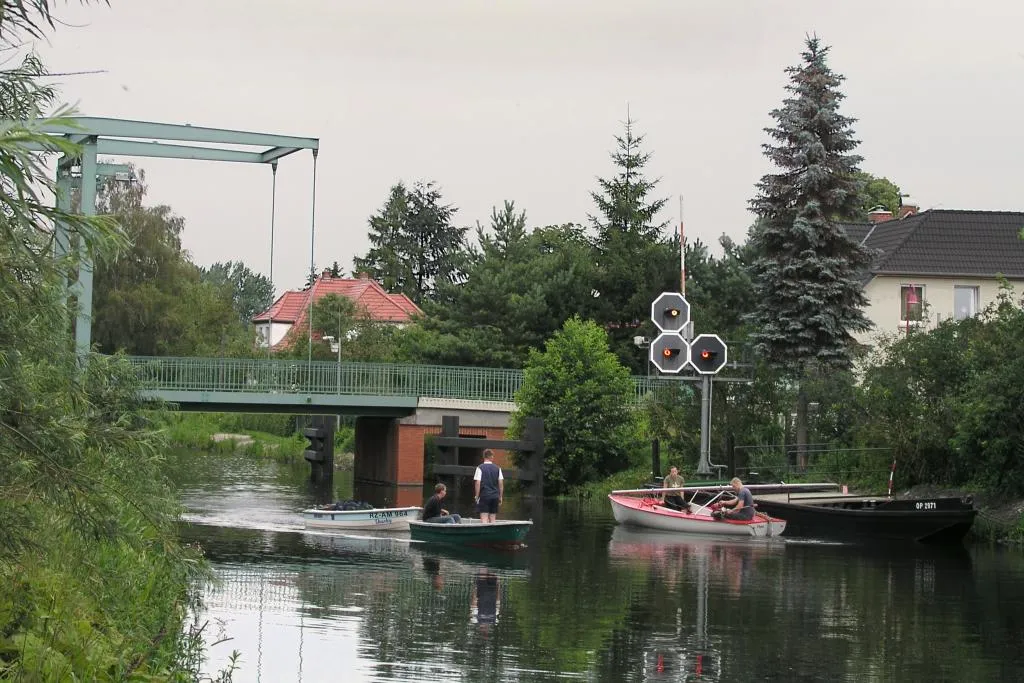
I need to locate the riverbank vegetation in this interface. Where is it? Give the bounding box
[0,2,239,679]
[157,412,355,464]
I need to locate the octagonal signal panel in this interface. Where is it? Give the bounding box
[650,292,690,333]
[650,332,690,374]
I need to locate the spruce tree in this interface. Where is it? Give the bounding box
[590,116,677,371]
[746,36,873,468]
[354,181,467,304]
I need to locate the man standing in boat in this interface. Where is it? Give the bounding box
[474,449,504,523]
[661,465,689,512]
[422,483,461,524]
[714,477,755,521]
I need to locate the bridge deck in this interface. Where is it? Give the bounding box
[125,356,692,412]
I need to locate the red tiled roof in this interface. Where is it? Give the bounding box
[253,273,423,349]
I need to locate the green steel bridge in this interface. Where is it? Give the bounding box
[126,356,691,415]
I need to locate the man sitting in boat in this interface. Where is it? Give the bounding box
[713,478,755,521]
[421,483,462,524]
[660,466,690,512]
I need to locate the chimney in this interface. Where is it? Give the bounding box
[898,199,919,219]
[867,207,895,224]
[321,268,331,279]
[357,271,370,280]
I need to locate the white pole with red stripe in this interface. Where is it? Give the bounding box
[887,457,896,498]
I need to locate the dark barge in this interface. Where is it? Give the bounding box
[751,491,977,544]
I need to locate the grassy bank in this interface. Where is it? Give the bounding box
[156,412,356,467]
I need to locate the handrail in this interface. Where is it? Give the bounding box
[122,355,690,406]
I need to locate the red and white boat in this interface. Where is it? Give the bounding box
[608,486,787,538]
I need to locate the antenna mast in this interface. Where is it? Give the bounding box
[679,194,686,295]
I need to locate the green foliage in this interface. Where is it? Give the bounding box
[856,171,903,215]
[353,181,468,304]
[747,36,873,375]
[285,292,406,363]
[412,211,598,367]
[681,235,754,338]
[856,284,1024,495]
[199,260,275,324]
[0,5,233,676]
[569,466,651,500]
[92,168,254,356]
[509,317,640,495]
[589,116,677,371]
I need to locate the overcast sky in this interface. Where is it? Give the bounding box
[36,0,1024,293]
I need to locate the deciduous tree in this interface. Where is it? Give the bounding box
[200,260,274,324]
[509,317,641,494]
[92,168,252,356]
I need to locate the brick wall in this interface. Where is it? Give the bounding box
[355,417,512,490]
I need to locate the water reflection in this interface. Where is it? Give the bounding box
[173,451,1024,682]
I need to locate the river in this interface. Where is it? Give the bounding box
[170,450,1024,682]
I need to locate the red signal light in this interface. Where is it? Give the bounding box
[663,348,674,358]
[700,349,712,360]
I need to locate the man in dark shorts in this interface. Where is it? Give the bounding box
[473,449,504,523]
[475,569,499,627]
[714,477,755,521]
[421,483,461,523]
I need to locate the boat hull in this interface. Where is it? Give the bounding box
[752,496,977,544]
[301,506,421,530]
[608,494,785,538]
[408,519,533,548]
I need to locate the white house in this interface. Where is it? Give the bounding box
[842,208,1024,345]
[252,270,422,350]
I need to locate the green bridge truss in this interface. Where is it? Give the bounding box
[126,356,692,413]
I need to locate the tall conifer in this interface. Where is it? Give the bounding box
[590,116,676,371]
[746,36,873,467]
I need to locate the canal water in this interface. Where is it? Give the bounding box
[171,451,1024,682]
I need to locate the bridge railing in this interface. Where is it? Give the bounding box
[125,356,693,406]
[126,356,525,403]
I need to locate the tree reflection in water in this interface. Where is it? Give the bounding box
[182,476,1024,682]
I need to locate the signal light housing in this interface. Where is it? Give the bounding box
[689,334,727,375]
[650,333,689,374]
[651,293,690,333]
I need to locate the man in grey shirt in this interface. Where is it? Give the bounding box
[715,477,755,521]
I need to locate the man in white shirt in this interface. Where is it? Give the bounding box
[473,449,504,523]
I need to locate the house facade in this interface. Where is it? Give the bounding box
[844,208,1024,345]
[253,270,422,350]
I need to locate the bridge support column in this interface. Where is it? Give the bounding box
[354,417,426,508]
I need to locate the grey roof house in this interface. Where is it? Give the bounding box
[841,207,1024,343]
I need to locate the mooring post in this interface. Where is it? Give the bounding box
[440,415,460,468]
[651,438,661,481]
[303,415,335,486]
[523,417,545,499]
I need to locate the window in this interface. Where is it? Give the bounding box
[900,285,924,322]
[953,285,979,320]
